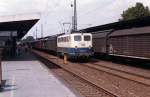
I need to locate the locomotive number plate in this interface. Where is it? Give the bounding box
[81,44,85,46]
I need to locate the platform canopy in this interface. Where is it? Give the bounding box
[0,13,40,39]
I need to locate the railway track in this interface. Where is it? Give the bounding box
[84,61,150,86]
[53,69,114,97]
[32,49,150,97]
[36,51,117,97]
[33,50,118,97]
[38,58,91,97]
[91,59,150,79]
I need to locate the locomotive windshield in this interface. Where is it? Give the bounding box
[74,35,81,41]
[84,35,91,41]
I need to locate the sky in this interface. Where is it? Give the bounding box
[0,0,149,38]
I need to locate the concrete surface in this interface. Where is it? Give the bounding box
[0,61,81,97]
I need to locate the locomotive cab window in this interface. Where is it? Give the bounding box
[58,38,61,42]
[84,35,91,41]
[74,35,81,41]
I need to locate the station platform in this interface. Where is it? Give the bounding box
[0,51,81,97]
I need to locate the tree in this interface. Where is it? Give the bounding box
[119,2,150,21]
[25,36,35,42]
[21,36,35,43]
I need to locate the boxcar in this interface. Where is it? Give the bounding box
[109,26,150,60]
[44,36,57,54]
[44,36,57,51]
[93,26,150,60]
[92,31,111,56]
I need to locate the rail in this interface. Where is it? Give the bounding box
[32,50,119,97]
[85,62,150,86]
[32,49,150,97]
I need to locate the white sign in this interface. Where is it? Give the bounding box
[0,31,17,36]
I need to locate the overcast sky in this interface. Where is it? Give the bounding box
[0,0,149,38]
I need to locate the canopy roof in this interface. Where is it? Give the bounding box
[0,14,40,39]
[82,16,150,33]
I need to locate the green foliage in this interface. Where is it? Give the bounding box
[25,36,35,41]
[120,2,150,21]
[21,36,35,43]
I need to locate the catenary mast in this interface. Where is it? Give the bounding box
[71,0,77,32]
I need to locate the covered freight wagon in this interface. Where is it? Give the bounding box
[109,26,150,60]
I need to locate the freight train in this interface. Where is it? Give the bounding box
[29,33,93,59]
[29,26,150,62]
[92,26,150,62]
[28,16,150,62]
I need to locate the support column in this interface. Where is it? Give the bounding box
[12,38,16,56]
[0,49,2,88]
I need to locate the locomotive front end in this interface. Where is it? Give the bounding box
[69,33,93,58]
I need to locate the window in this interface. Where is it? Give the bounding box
[67,36,70,42]
[66,37,69,42]
[84,35,91,41]
[58,38,61,42]
[62,37,63,42]
[58,36,70,42]
[61,37,63,42]
[64,37,67,42]
[74,35,81,41]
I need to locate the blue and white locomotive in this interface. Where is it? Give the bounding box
[57,33,93,58]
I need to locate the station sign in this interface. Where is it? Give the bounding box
[0,31,17,37]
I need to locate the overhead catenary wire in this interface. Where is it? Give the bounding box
[36,0,102,37]
[78,4,104,18]
[38,0,65,37]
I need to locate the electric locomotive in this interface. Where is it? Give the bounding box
[57,33,93,58]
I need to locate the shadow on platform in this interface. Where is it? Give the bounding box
[2,51,37,61]
[0,83,17,93]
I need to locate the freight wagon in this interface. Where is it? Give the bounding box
[92,26,150,61]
